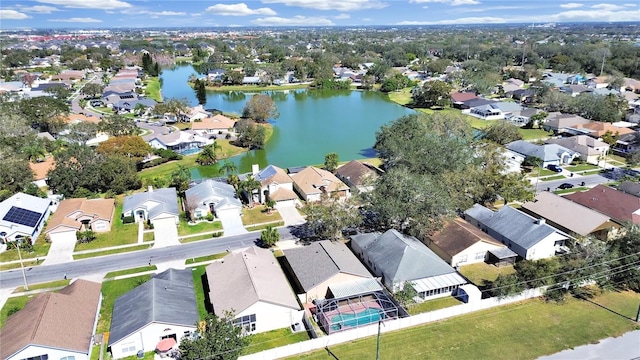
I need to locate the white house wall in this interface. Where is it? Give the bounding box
[451,241,505,267]
[237,301,303,334]
[6,345,88,360]
[110,322,196,360]
[526,233,566,261]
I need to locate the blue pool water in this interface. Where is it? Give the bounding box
[330,308,384,331]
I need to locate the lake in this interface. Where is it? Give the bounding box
[160,65,415,177]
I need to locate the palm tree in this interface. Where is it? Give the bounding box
[220,160,238,176]
[196,142,222,165]
[239,175,261,207]
[227,174,240,191]
[21,144,46,162]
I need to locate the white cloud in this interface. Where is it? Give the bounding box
[19,5,61,13]
[560,3,583,8]
[36,0,131,9]
[261,0,387,11]
[624,3,637,7]
[453,5,534,13]
[252,15,335,25]
[409,0,480,5]
[49,17,102,22]
[591,3,627,11]
[0,10,31,19]
[334,13,350,19]
[140,10,186,16]
[206,3,276,16]
[544,8,640,21]
[398,16,504,25]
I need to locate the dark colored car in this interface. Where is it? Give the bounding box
[547,164,563,173]
[558,183,574,189]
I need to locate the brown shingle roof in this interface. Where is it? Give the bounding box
[66,113,100,125]
[46,198,115,234]
[336,160,378,187]
[291,166,349,196]
[575,122,635,137]
[564,185,640,224]
[29,157,56,180]
[191,114,236,130]
[450,92,478,103]
[0,280,102,359]
[428,217,503,257]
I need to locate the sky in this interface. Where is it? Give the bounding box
[0,0,639,29]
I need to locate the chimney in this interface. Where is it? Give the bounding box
[148,186,153,193]
[252,164,259,176]
[537,218,546,225]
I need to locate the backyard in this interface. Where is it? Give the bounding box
[243,328,310,355]
[407,296,462,315]
[293,290,640,360]
[459,263,516,285]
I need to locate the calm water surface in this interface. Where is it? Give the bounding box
[160,65,414,177]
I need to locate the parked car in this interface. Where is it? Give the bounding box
[558,183,574,189]
[547,164,563,173]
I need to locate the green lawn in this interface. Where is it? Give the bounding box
[0,259,40,271]
[416,107,464,117]
[386,88,413,106]
[459,263,516,285]
[185,252,227,265]
[554,187,588,195]
[180,232,223,243]
[0,295,32,328]
[191,265,209,320]
[465,116,492,130]
[73,244,151,260]
[178,218,223,236]
[566,164,599,172]
[144,77,162,102]
[74,199,138,251]
[13,279,70,293]
[104,265,157,279]
[246,222,285,232]
[519,128,551,141]
[541,175,566,182]
[407,296,463,315]
[242,205,283,226]
[533,168,557,177]
[243,328,310,355]
[0,234,51,263]
[293,291,640,360]
[96,275,151,334]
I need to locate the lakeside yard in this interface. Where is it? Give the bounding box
[293,290,640,360]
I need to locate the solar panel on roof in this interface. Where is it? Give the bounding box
[258,166,277,181]
[2,206,43,228]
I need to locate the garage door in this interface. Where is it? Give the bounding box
[275,199,297,209]
[218,210,248,236]
[43,231,76,265]
[152,217,180,248]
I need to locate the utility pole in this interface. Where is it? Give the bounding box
[521,39,526,68]
[16,239,29,291]
[636,302,640,322]
[600,49,607,77]
[376,319,385,360]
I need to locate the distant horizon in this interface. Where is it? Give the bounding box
[0,0,638,30]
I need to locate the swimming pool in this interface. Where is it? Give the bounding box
[330,308,384,331]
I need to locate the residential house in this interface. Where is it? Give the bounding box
[541,72,567,88]
[143,129,208,154]
[52,70,86,81]
[613,132,640,155]
[190,114,236,137]
[29,157,56,187]
[621,77,640,94]
[350,229,467,300]
[101,91,138,107]
[574,121,635,139]
[564,184,640,224]
[586,76,610,89]
[459,97,495,110]
[521,192,619,240]
[45,198,115,242]
[185,179,242,219]
[335,160,380,193]
[463,204,570,260]
[506,140,579,167]
[506,107,541,126]
[207,69,226,82]
[251,164,298,206]
[0,280,102,360]
[282,240,373,303]
[290,166,350,202]
[108,269,199,359]
[502,78,524,93]
[508,88,536,103]
[0,192,50,244]
[188,105,212,122]
[426,217,516,267]
[559,84,593,97]
[122,187,179,225]
[206,247,303,334]
[242,76,261,85]
[617,181,640,197]
[546,135,609,164]
[113,97,157,114]
[469,101,523,120]
[542,113,592,134]
[450,92,479,109]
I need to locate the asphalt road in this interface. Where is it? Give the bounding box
[534,173,611,193]
[0,227,296,290]
[70,72,103,117]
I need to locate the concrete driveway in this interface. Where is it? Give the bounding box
[218,212,248,236]
[42,232,76,265]
[152,218,180,248]
[277,205,306,226]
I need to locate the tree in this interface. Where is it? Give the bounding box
[607,224,640,291]
[170,165,191,198]
[76,229,97,244]
[18,97,68,134]
[152,98,190,121]
[0,153,34,200]
[412,80,452,108]
[324,152,339,173]
[488,273,525,298]
[260,225,280,247]
[66,122,99,144]
[525,111,548,129]
[235,120,267,149]
[220,160,238,176]
[265,199,276,214]
[242,94,279,123]
[367,61,390,83]
[483,121,523,145]
[194,79,207,105]
[239,176,261,207]
[196,142,222,165]
[97,136,152,162]
[21,144,46,162]
[81,83,104,99]
[98,115,139,137]
[395,281,418,306]
[301,197,362,241]
[178,312,250,360]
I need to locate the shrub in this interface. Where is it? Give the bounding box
[122,215,135,224]
[206,212,215,221]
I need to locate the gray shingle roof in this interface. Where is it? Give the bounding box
[185,180,241,212]
[122,188,179,220]
[283,241,371,292]
[506,140,577,163]
[351,229,458,283]
[108,269,198,346]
